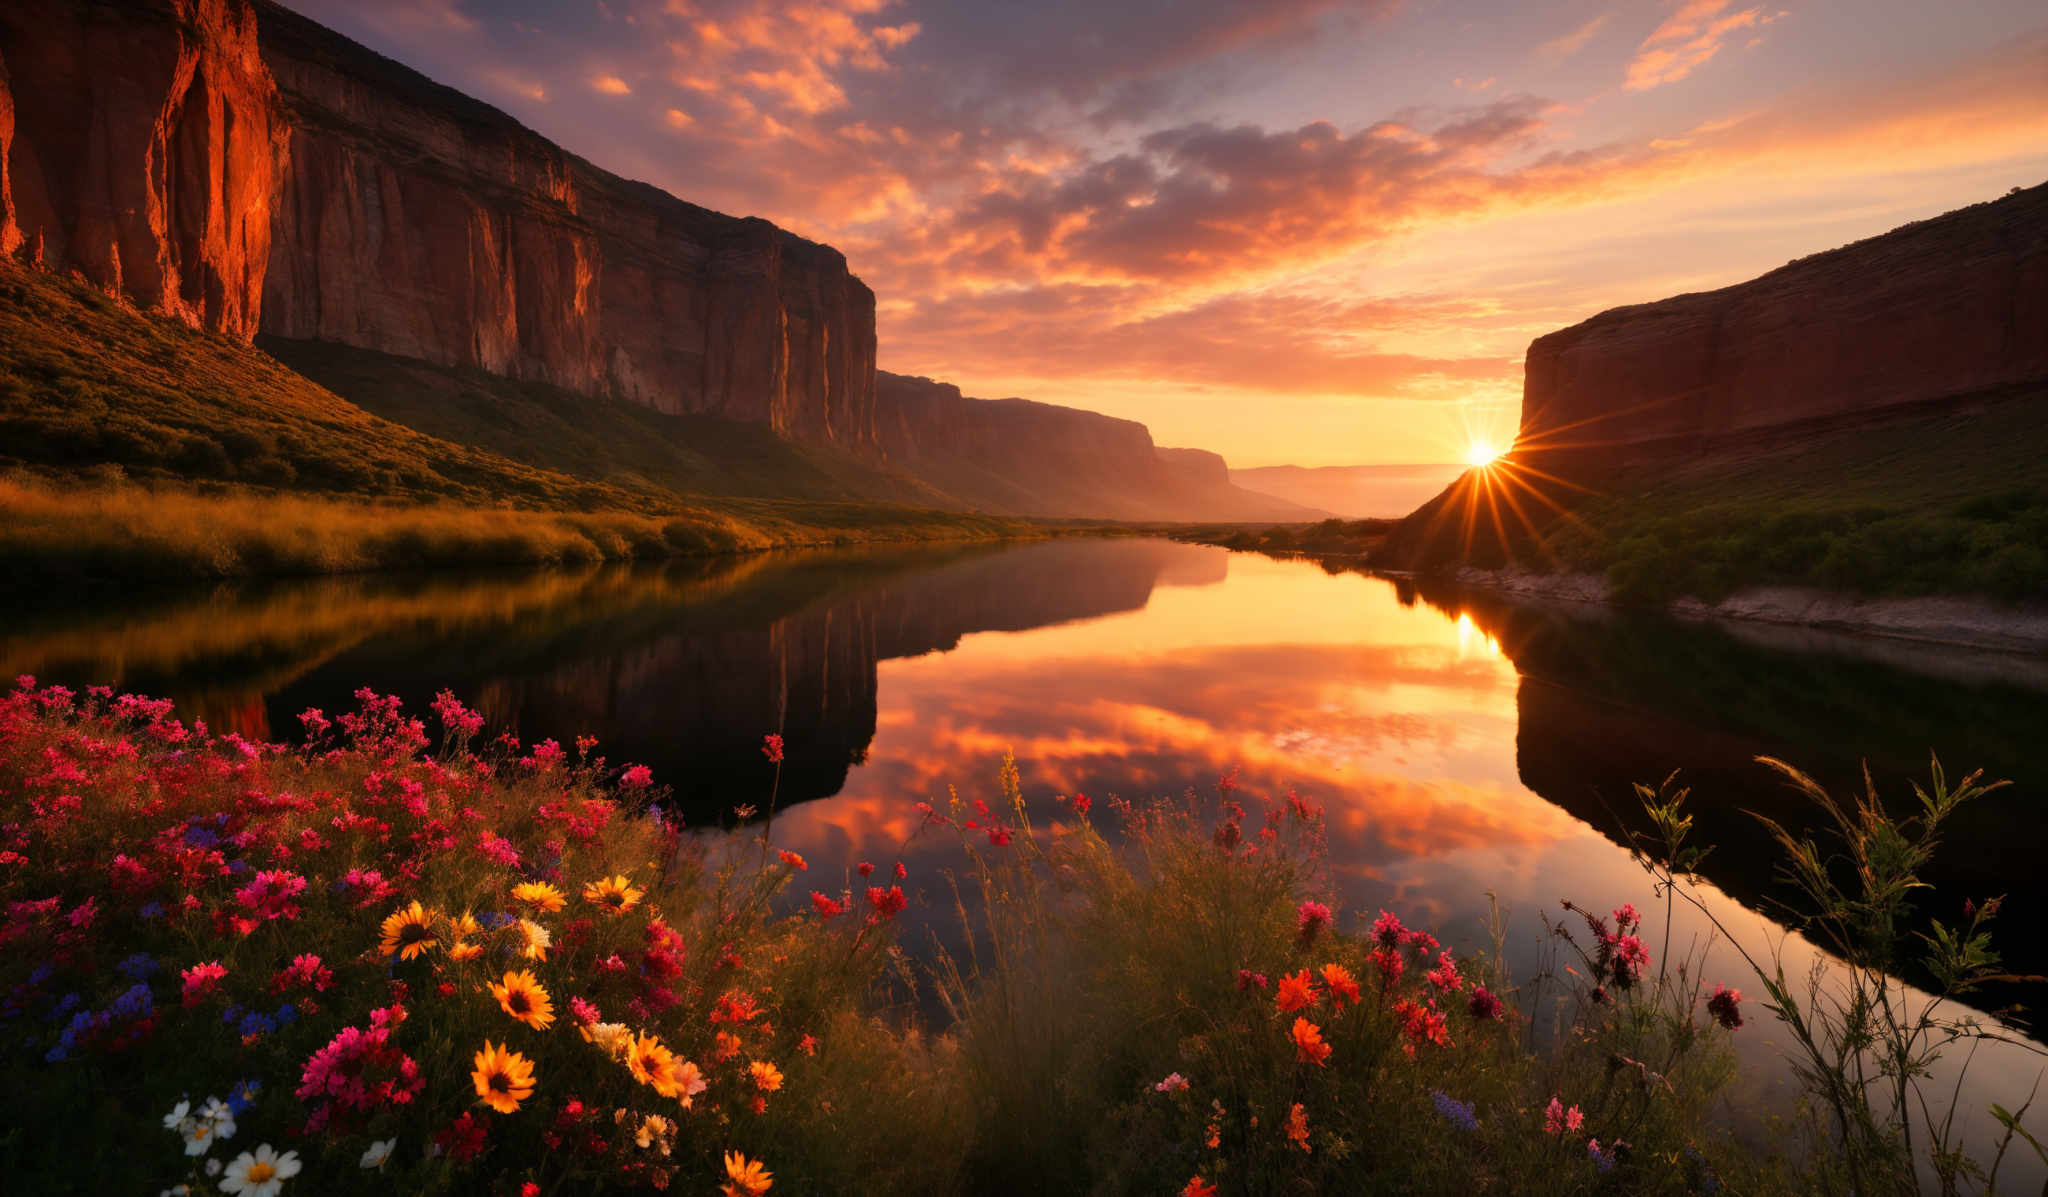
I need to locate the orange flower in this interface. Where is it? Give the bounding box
[721,1150,773,1196]
[490,969,555,1030]
[748,1061,784,1092]
[583,874,644,914]
[472,1041,537,1114]
[512,880,566,913]
[1181,1179,1218,1197]
[1319,963,1361,1006]
[777,850,807,871]
[1291,1017,1332,1067]
[626,1032,683,1097]
[1284,1102,1311,1152]
[1274,969,1318,1014]
[674,1059,708,1109]
[713,1031,743,1063]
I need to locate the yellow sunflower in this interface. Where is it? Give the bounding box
[625,1031,682,1097]
[490,969,556,1030]
[583,874,644,915]
[471,1041,536,1114]
[512,881,566,913]
[721,1150,773,1196]
[378,900,439,961]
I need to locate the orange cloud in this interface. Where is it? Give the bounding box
[592,74,634,95]
[1537,13,1609,60]
[1626,0,1777,91]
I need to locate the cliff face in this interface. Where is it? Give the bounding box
[875,371,1323,521]
[0,0,287,336]
[1521,183,2048,455]
[250,2,876,450]
[1,0,877,450]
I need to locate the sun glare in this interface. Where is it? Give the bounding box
[1465,441,1501,467]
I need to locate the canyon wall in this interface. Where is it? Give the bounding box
[875,371,1321,521]
[1520,182,2048,456]
[0,0,288,337]
[0,0,877,450]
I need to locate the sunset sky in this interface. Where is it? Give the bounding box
[281,0,2048,467]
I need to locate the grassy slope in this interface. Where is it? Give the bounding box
[1541,388,2048,602]
[259,336,951,507]
[0,261,1038,580]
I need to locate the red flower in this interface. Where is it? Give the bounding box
[810,891,846,920]
[1275,969,1318,1013]
[1467,986,1503,1021]
[762,734,784,764]
[866,885,908,918]
[1291,1017,1332,1066]
[1707,983,1744,1030]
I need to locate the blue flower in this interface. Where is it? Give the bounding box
[237,1011,276,1037]
[225,858,250,874]
[1430,1090,1478,1132]
[45,992,82,1022]
[273,1003,298,1026]
[108,984,154,1021]
[138,902,164,919]
[182,824,221,849]
[28,964,53,986]
[1589,1141,1615,1173]
[117,953,159,981]
[221,1003,245,1026]
[228,1080,262,1114]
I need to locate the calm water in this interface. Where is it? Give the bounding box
[8,538,2046,1160]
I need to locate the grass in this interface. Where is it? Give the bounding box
[3,680,2042,1193]
[0,474,1037,586]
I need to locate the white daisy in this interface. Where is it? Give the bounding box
[359,1137,396,1169]
[182,1119,218,1156]
[206,1159,223,1177]
[219,1144,301,1197]
[198,1097,237,1142]
[163,1100,191,1131]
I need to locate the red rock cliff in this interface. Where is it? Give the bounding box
[0,0,287,336]
[1521,182,2048,456]
[250,2,876,451]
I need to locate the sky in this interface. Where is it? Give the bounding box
[278,0,2048,467]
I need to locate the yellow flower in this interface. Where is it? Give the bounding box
[378,901,439,961]
[634,1113,675,1154]
[748,1061,784,1093]
[471,1041,537,1114]
[512,881,566,913]
[626,1031,682,1097]
[721,1151,773,1196]
[448,910,485,960]
[580,1021,632,1058]
[490,969,556,1030]
[583,875,644,915]
[515,917,551,961]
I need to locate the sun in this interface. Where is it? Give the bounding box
[1465,441,1503,467]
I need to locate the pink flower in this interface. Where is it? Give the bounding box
[1467,986,1503,1021]
[619,764,653,789]
[1544,1096,1565,1136]
[1236,969,1269,991]
[181,961,227,1007]
[569,996,601,1026]
[1370,910,1408,949]
[1154,1072,1191,1093]
[1707,983,1744,1030]
[762,734,784,764]
[1426,951,1463,992]
[1296,901,1332,946]
[810,892,846,920]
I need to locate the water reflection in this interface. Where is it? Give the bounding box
[7,540,2044,1171]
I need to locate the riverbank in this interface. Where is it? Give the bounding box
[0,473,1064,586]
[1440,565,2048,654]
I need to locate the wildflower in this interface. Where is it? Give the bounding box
[722,1150,773,1196]
[218,1144,300,1196]
[513,882,566,913]
[1071,792,1092,816]
[711,991,762,1024]
[1182,1179,1217,1197]
[447,910,486,960]
[378,901,439,961]
[1284,1103,1311,1153]
[359,1138,395,1169]
[164,1100,192,1131]
[1154,1072,1191,1093]
[272,954,333,994]
[798,1033,819,1056]
[867,885,908,917]
[762,735,784,764]
[435,1112,488,1162]
[1236,969,1268,991]
[620,764,654,788]
[1431,1091,1478,1131]
[568,996,601,1026]
[581,1022,632,1058]
[894,861,908,880]
[181,960,228,1007]
[1426,951,1463,992]
[1610,934,1651,989]
[1707,983,1744,1030]
[583,875,643,915]
[674,1059,709,1108]
[634,1113,675,1153]
[1370,909,1407,949]
[626,1032,683,1097]
[1544,1096,1565,1136]
[1467,985,1504,1021]
[749,1061,784,1092]
[491,970,556,1030]
[777,850,807,871]
[516,918,552,961]
[1274,969,1318,1013]
[1588,1138,1615,1173]
[1370,947,1403,986]
[1297,900,1332,946]
[472,1042,537,1114]
[810,891,846,920]
[1319,963,1361,1006]
[1291,1017,1332,1067]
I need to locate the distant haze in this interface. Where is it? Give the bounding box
[1229,464,1466,519]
